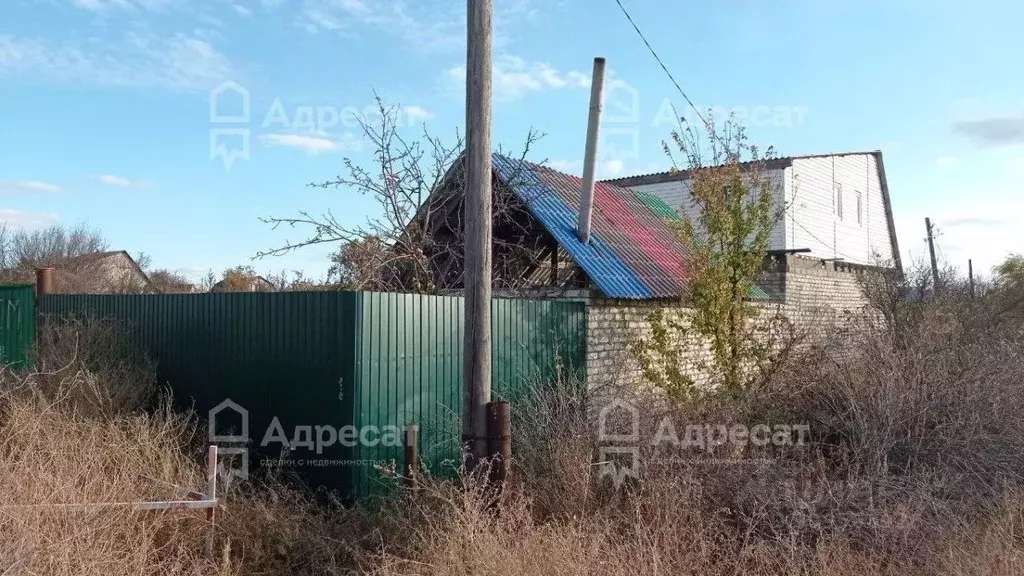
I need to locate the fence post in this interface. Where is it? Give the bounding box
[205,445,217,557]
[486,401,511,488]
[404,424,420,491]
[35,268,53,297]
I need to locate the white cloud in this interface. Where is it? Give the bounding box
[0,180,62,194]
[1006,157,1024,174]
[880,141,904,155]
[935,156,958,167]
[260,132,362,154]
[894,193,1024,278]
[68,0,177,11]
[446,55,590,101]
[298,0,535,52]
[95,174,151,188]
[233,4,253,17]
[299,0,462,49]
[0,209,59,229]
[402,105,434,123]
[0,32,237,91]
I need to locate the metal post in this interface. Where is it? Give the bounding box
[463,0,493,465]
[205,445,217,557]
[35,268,53,297]
[577,57,606,244]
[925,218,940,295]
[486,401,511,488]
[404,424,420,491]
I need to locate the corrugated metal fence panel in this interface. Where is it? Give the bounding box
[38,292,360,494]
[351,292,464,497]
[38,291,587,500]
[351,293,587,498]
[491,297,587,401]
[0,285,35,369]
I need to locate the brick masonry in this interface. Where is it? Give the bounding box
[585,255,874,388]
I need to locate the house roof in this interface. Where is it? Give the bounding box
[41,250,153,293]
[603,150,881,187]
[65,250,152,285]
[491,153,692,299]
[602,150,903,274]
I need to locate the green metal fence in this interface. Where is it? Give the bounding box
[0,285,35,369]
[38,291,586,498]
[350,293,587,496]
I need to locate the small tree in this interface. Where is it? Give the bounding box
[992,254,1024,318]
[635,116,783,398]
[257,93,542,294]
[147,269,195,293]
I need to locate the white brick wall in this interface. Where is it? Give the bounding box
[586,257,872,388]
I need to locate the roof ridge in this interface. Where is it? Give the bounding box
[602,150,883,185]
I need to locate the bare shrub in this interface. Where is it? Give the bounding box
[31,316,157,417]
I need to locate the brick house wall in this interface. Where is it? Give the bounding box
[585,255,874,388]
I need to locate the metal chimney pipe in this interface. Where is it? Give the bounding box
[35,267,54,296]
[578,57,606,244]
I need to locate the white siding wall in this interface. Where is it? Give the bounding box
[628,168,788,250]
[789,155,893,265]
[628,155,894,266]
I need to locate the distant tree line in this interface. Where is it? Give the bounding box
[1,223,341,294]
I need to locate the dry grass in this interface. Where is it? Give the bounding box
[0,320,366,575]
[363,284,1024,575]
[10,287,1024,575]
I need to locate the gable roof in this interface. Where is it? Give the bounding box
[491,153,692,299]
[64,250,152,286]
[603,150,882,187]
[41,250,153,293]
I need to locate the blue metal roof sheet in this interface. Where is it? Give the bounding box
[492,153,694,299]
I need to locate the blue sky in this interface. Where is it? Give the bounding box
[1,0,1022,280]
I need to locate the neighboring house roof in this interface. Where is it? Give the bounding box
[53,250,153,293]
[603,150,903,274]
[210,274,277,292]
[491,153,692,299]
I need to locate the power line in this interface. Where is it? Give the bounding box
[612,0,870,266]
[611,0,721,146]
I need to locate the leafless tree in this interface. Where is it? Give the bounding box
[0,222,110,285]
[257,94,546,294]
[147,269,195,293]
[6,223,108,268]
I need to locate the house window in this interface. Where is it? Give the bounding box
[835,184,843,220]
[856,191,863,225]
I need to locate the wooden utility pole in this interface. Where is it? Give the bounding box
[486,401,511,488]
[463,0,493,464]
[968,259,976,299]
[925,218,940,294]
